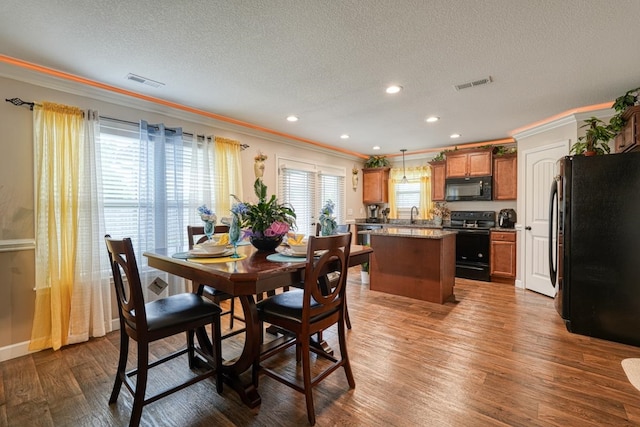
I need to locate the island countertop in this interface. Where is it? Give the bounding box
[361,227,457,239]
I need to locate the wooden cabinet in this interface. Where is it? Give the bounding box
[429,161,446,201]
[362,167,390,204]
[490,230,516,283]
[445,148,492,178]
[492,154,517,200]
[614,105,640,153]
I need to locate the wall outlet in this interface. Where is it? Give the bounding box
[148,277,168,295]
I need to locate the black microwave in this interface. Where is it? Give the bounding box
[445,176,492,201]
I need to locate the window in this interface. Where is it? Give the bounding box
[394,181,421,218]
[278,159,345,236]
[98,118,215,255]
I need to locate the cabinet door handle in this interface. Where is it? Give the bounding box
[525,226,532,230]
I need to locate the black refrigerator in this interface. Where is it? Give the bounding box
[549,152,640,347]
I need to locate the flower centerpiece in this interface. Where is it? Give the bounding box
[196,204,217,240]
[428,202,450,226]
[318,199,337,236]
[232,178,296,250]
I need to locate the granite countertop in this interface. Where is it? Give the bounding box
[355,219,448,229]
[365,227,457,239]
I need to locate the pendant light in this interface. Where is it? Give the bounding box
[400,149,408,184]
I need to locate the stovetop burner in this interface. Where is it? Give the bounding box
[447,211,496,229]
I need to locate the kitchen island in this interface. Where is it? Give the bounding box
[366,227,457,304]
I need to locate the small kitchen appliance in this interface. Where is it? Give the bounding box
[367,204,380,222]
[498,209,516,228]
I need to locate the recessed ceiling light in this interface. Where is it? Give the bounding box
[385,85,402,94]
[373,146,381,150]
[450,133,461,139]
[340,134,350,139]
[286,115,299,122]
[426,116,440,123]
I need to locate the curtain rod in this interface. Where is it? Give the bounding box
[5,97,249,149]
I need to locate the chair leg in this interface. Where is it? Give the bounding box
[109,330,129,404]
[130,341,149,427]
[187,330,196,368]
[338,318,356,389]
[344,303,352,330]
[301,336,316,426]
[229,298,235,329]
[212,316,223,394]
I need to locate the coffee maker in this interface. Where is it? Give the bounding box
[368,204,381,223]
[498,209,516,228]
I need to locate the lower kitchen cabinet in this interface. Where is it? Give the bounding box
[490,230,516,283]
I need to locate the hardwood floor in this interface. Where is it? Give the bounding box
[2,271,640,426]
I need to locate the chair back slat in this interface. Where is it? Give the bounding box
[303,233,351,319]
[104,235,147,332]
[187,225,230,248]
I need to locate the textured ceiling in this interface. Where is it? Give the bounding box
[2,1,640,157]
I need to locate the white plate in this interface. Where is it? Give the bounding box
[277,247,307,257]
[188,248,234,258]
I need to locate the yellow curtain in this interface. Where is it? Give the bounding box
[388,166,432,219]
[30,102,84,351]
[213,136,243,216]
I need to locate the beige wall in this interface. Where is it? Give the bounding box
[0,74,363,357]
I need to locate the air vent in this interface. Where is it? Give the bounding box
[126,73,165,88]
[454,76,492,91]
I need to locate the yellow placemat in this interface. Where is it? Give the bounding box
[188,254,247,263]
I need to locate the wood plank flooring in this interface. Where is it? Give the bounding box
[2,271,640,426]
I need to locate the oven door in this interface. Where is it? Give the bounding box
[451,229,491,281]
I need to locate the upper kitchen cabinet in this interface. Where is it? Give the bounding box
[614,105,640,153]
[429,160,446,201]
[493,153,517,200]
[362,167,390,204]
[445,147,492,178]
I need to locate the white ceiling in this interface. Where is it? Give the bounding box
[2,1,640,157]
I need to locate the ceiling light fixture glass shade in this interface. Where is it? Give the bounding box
[401,149,408,184]
[386,85,403,94]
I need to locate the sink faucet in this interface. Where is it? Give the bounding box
[410,206,419,224]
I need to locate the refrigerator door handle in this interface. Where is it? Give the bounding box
[548,179,558,288]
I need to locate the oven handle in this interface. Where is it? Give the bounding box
[457,265,485,271]
[444,228,490,235]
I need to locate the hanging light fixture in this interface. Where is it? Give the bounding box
[400,149,408,184]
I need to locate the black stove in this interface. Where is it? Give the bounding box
[445,211,496,282]
[447,211,496,230]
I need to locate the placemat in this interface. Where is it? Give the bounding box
[266,253,307,263]
[189,254,247,263]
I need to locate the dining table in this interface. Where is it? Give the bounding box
[143,241,372,408]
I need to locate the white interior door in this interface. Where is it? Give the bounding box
[523,142,568,297]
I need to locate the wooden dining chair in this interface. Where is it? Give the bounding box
[187,225,245,337]
[314,223,353,330]
[252,233,354,426]
[104,235,223,427]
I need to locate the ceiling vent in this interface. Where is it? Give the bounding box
[454,76,492,91]
[126,73,165,88]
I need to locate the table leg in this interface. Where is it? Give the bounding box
[195,294,262,408]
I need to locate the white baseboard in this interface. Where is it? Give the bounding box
[0,318,121,363]
[0,341,36,362]
[515,278,524,289]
